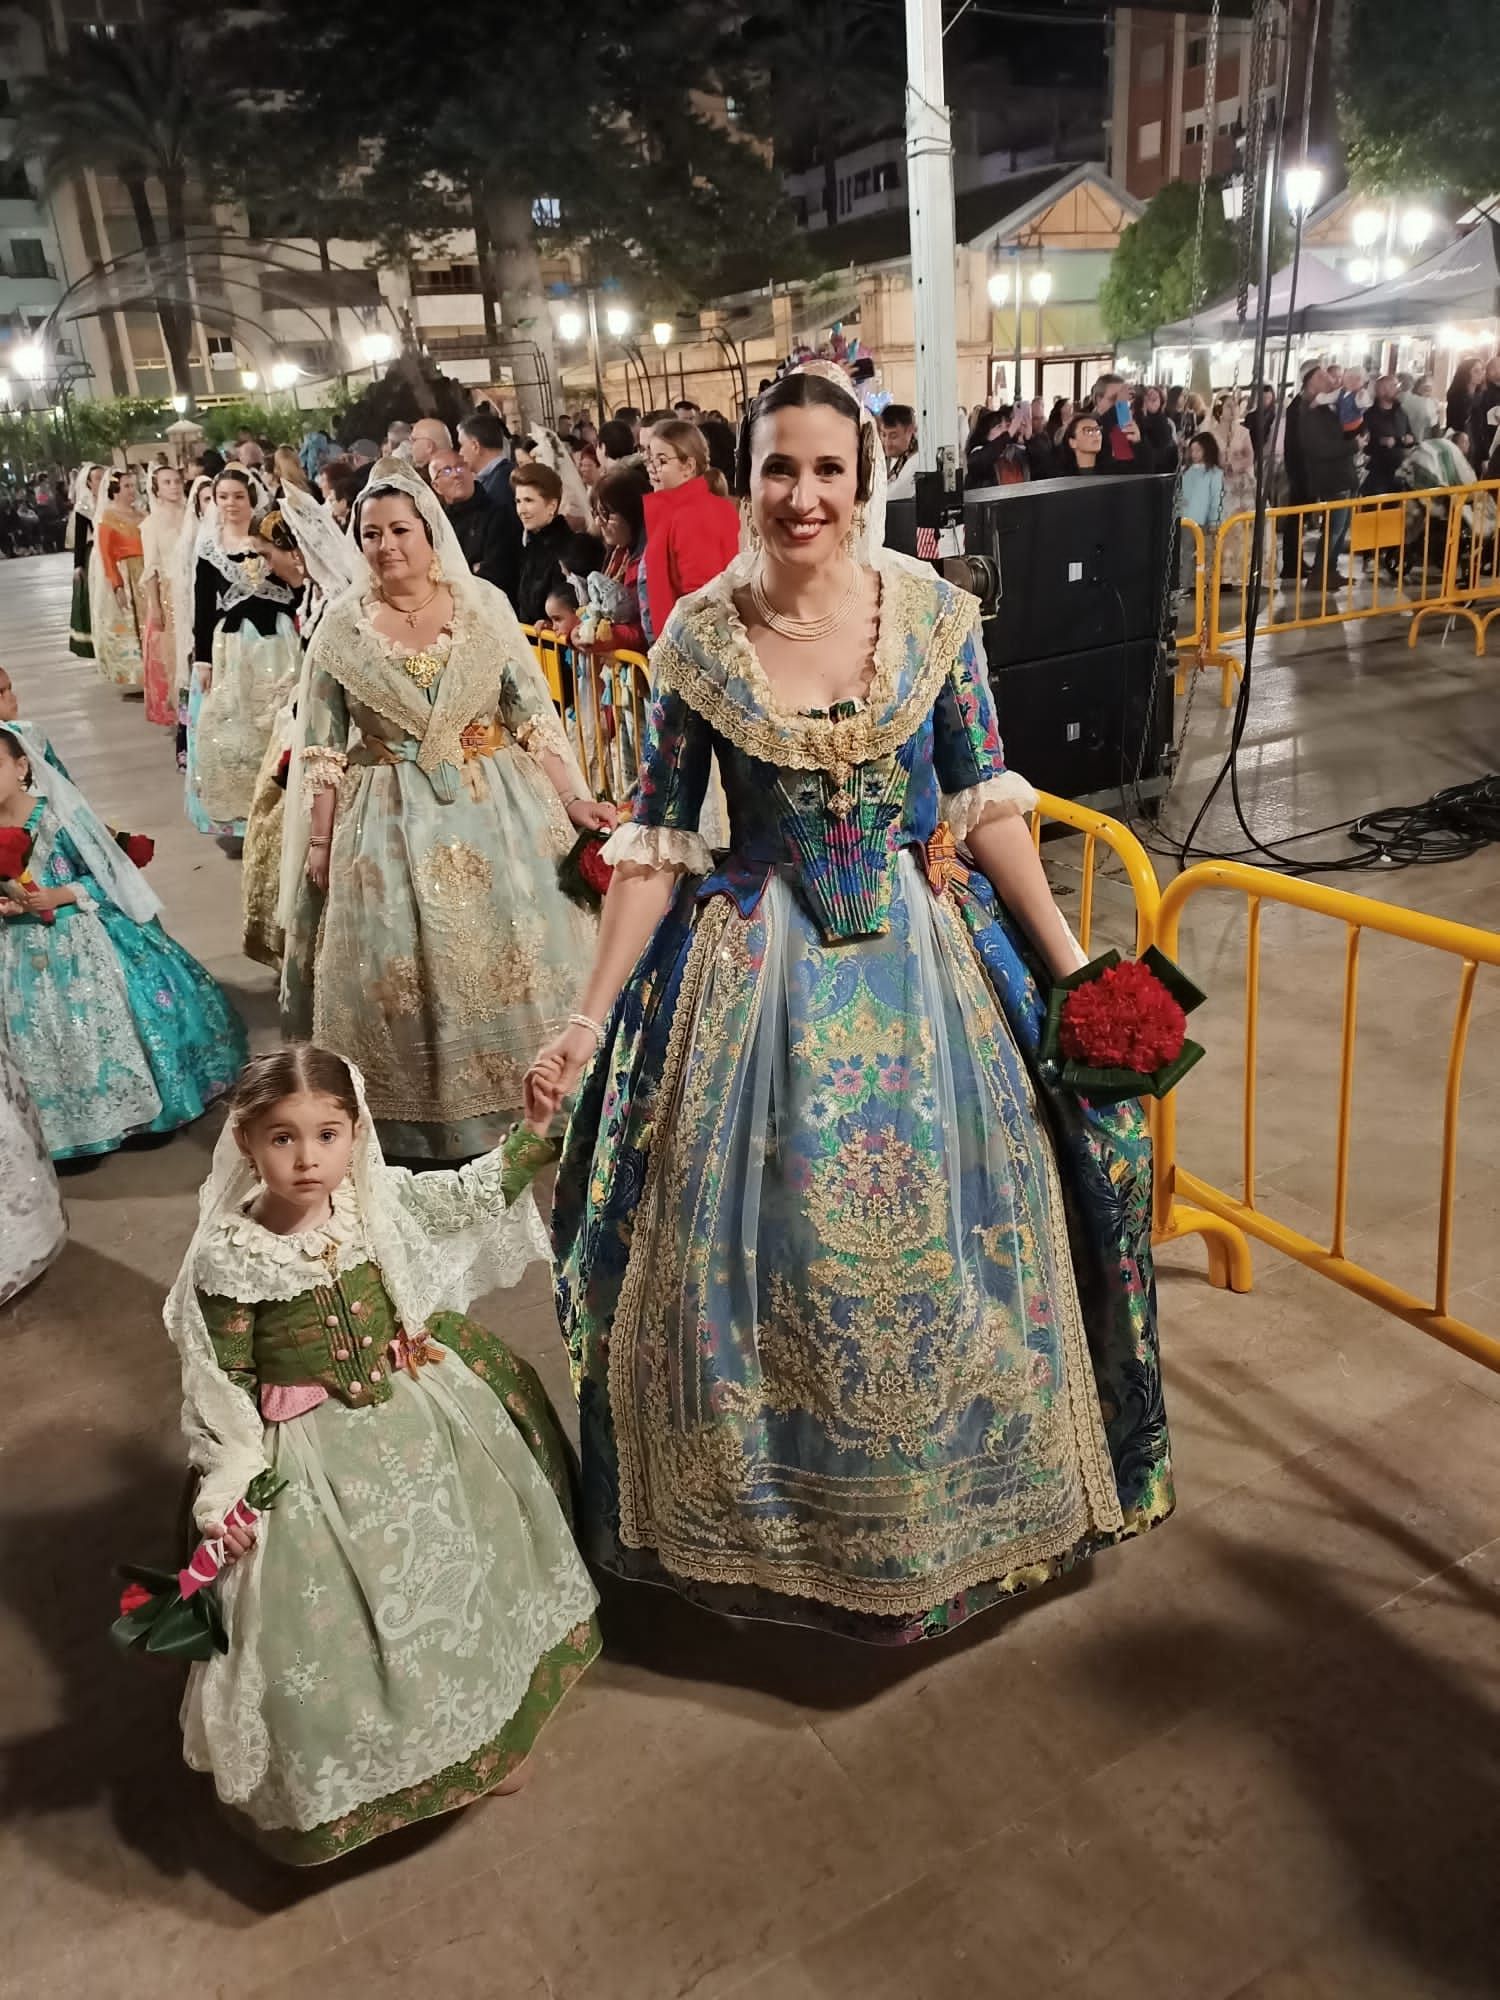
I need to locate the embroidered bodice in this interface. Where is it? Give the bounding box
[606,562,1034,943]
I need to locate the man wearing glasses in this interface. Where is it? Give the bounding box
[427,449,521,601]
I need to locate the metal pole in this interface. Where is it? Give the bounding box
[904,0,959,477]
[586,289,606,428]
[1012,258,1023,405]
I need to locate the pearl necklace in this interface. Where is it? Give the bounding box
[750,561,859,642]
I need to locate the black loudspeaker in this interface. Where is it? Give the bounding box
[963,472,1175,665]
[986,634,1174,810]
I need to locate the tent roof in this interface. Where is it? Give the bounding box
[1153,254,1349,345]
[1302,219,1500,332]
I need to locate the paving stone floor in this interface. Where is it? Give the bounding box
[3,551,1499,1998]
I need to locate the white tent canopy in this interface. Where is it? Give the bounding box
[1153,254,1350,347]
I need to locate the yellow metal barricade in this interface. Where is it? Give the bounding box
[1028,790,1160,957]
[1183,481,1496,707]
[1407,480,1500,653]
[1174,517,1208,698]
[1153,860,1500,1371]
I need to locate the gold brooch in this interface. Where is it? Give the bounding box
[401,649,442,691]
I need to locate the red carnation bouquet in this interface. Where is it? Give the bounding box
[0,823,54,923]
[111,1470,287,1663]
[112,827,155,868]
[1041,947,1205,1105]
[557,826,615,913]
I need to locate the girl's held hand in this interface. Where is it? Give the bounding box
[524,1023,598,1125]
[206,1517,257,1563]
[567,798,618,833]
[21,884,74,915]
[0,896,23,918]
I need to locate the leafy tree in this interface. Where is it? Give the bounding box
[1099,180,1238,341]
[187,0,796,423]
[1340,0,1496,204]
[13,14,207,401]
[71,394,172,460]
[742,3,903,234]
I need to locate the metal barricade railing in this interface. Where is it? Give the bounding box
[1175,479,1500,707]
[1407,480,1500,653]
[1028,789,1160,957]
[1174,516,1208,698]
[1153,860,1500,1371]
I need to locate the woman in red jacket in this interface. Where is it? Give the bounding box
[640,421,740,644]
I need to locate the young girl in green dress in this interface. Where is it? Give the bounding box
[169,1043,599,1864]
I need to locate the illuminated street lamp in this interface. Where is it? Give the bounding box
[1400,209,1432,250]
[241,370,259,391]
[0,376,10,406]
[270,359,300,392]
[1352,209,1383,248]
[1348,258,1376,286]
[605,305,631,339]
[171,393,189,415]
[557,308,584,342]
[15,343,46,383]
[1028,270,1052,306]
[360,330,394,367]
[1283,164,1323,218]
[652,321,673,347]
[985,270,1009,308]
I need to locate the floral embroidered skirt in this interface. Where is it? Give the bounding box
[182,1322,600,1864]
[0,1041,65,1305]
[186,617,299,837]
[0,905,246,1160]
[554,851,1174,1643]
[293,743,595,1159]
[91,556,146,690]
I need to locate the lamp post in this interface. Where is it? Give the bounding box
[358,328,394,383]
[1028,269,1052,399]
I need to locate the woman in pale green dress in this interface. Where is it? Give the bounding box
[280,462,613,1159]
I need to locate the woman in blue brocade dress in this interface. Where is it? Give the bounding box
[0,725,247,1161]
[527,369,1173,1645]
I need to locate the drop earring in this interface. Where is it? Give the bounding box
[427,556,443,584]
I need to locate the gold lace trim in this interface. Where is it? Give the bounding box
[309,593,499,782]
[610,897,733,1552]
[301,746,347,801]
[655,567,980,776]
[604,887,1125,1618]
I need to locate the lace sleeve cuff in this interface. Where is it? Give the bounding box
[943,772,1038,845]
[600,823,713,875]
[515,709,576,765]
[300,746,347,799]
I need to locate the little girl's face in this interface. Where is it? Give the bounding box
[0,743,30,811]
[237,1090,356,1203]
[1190,441,1205,464]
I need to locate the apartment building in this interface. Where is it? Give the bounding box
[1106,2,1335,204]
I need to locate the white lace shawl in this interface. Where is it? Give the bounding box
[167,1065,550,1536]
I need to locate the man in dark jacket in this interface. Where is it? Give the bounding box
[429,449,521,600]
[1092,374,1146,473]
[1281,364,1354,583]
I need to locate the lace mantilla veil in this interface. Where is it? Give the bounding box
[168,1057,551,1803]
[2,722,162,924]
[275,459,588,930]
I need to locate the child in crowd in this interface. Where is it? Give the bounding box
[0,723,246,1159]
[541,583,581,644]
[167,1043,600,1863]
[1180,432,1227,590]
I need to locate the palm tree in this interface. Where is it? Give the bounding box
[14,14,204,401]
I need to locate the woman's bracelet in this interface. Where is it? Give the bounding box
[567,1011,606,1049]
[308,835,331,849]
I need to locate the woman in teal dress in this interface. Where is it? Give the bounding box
[528,369,1173,1644]
[0,724,247,1160]
[280,462,612,1160]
